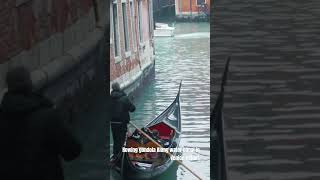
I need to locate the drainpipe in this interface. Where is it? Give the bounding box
[190,0,192,18]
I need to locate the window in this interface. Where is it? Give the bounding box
[138,0,143,43]
[112,3,119,57]
[197,0,205,5]
[122,3,129,52]
[130,1,136,50]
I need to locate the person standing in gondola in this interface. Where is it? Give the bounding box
[110,82,136,159]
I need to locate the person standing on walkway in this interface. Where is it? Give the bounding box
[0,66,82,180]
[110,82,136,157]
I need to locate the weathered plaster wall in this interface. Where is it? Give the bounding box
[110,0,155,94]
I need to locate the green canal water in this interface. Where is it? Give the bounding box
[111,22,210,180]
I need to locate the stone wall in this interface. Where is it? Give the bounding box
[0,0,108,119]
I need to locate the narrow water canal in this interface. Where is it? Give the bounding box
[130,22,210,180]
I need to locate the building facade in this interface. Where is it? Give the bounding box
[110,0,155,94]
[175,0,210,20]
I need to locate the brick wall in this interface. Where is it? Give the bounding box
[0,0,95,62]
[0,1,20,63]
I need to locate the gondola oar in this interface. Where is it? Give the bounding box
[129,121,203,180]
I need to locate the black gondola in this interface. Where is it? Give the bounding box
[120,82,182,179]
[212,58,230,180]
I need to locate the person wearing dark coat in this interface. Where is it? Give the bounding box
[110,82,136,157]
[0,66,82,180]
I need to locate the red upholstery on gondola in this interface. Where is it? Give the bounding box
[159,135,171,140]
[149,122,175,140]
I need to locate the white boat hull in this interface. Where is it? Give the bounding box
[154,29,174,37]
[154,23,175,37]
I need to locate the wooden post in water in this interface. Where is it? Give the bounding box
[190,0,193,18]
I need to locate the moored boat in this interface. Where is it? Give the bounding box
[120,82,182,179]
[154,23,175,37]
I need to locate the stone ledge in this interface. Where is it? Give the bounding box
[67,28,104,64]
[38,27,104,88]
[0,27,105,102]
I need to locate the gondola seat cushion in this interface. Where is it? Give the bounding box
[149,123,175,140]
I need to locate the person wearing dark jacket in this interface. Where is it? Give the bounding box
[0,66,82,180]
[110,82,135,157]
